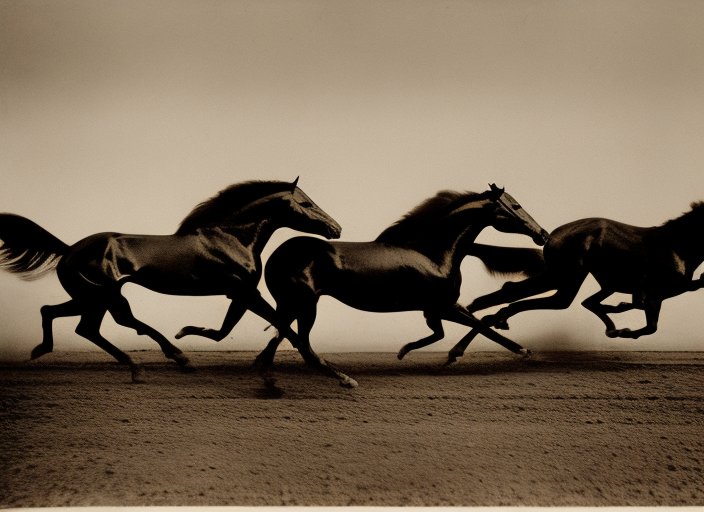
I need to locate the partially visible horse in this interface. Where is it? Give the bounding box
[442,202,704,364]
[0,178,342,382]
[211,184,549,382]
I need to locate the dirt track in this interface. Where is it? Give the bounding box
[1,349,703,507]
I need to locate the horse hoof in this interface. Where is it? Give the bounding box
[29,345,50,361]
[172,354,196,373]
[443,356,457,367]
[605,329,619,338]
[519,348,532,358]
[174,327,193,339]
[397,348,409,360]
[340,377,358,389]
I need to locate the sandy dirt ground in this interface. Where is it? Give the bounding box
[1,349,703,507]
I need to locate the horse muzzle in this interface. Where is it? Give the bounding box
[533,229,550,246]
[325,221,342,240]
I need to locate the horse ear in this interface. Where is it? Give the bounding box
[488,183,504,199]
[290,176,299,191]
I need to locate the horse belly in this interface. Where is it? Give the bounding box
[108,237,244,296]
[329,271,454,313]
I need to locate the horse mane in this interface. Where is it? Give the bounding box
[176,180,292,235]
[375,190,492,243]
[660,200,704,233]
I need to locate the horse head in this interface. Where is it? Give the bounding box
[284,177,342,240]
[487,184,549,246]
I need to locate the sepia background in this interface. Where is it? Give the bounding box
[1,0,703,360]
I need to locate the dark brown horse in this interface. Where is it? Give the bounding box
[440,202,704,364]
[228,185,549,384]
[0,179,342,382]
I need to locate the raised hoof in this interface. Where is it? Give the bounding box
[29,345,51,361]
[339,376,358,389]
[605,329,620,338]
[397,346,410,360]
[131,366,147,383]
[174,326,197,339]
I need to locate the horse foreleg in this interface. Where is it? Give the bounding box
[31,300,82,360]
[108,296,194,373]
[608,295,662,339]
[442,305,529,356]
[445,328,481,366]
[175,298,246,341]
[75,307,145,383]
[581,288,620,334]
[397,314,444,360]
[253,328,286,370]
[247,293,358,388]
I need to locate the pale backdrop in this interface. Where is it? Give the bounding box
[1,0,703,359]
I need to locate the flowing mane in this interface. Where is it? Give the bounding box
[660,201,704,234]
[176,180,292,235]
[375,190,492,243]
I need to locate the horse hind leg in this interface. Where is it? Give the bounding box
[397,314,444,360]
[581,287,622,336]
[31,300,82,360]
[74,306,145,383]
[108,296,194,372]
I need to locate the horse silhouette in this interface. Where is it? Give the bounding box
[0,178,343,382]
[440,202,704,365]
[227,185,549,382]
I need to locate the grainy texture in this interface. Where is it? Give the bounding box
[1,350,703,507]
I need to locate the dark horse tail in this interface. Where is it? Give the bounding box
[0,213,69,281]
[467,243,546,278]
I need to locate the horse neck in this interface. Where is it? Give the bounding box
[217,220,278,255]
[214,200,286,256]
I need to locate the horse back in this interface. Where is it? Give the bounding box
[547,218,681,291]
[265,237,458,312]
[60,232,245,295]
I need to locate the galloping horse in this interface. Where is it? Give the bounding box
[216,184,549,380]
[0,179,342,382]
[440,202,704,364]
